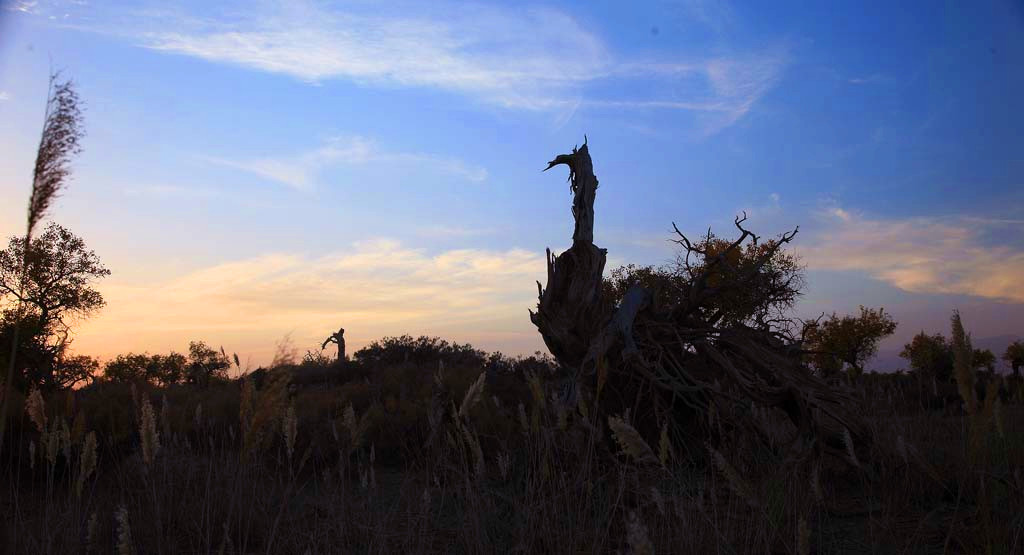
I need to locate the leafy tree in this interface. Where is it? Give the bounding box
[900,332,954,382]
[103,352,187,386]
[186,341,231,386]
[0,223,109,389]
[1004,340,1024,379]
[803,306,898,379]
[353,335,487,368]
[603,232,804,332]
[972,348,996,374]
[55,354,100,389]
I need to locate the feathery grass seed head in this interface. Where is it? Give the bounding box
[139,396,160,465]
[26,387,46,433]
[608,415,660,467]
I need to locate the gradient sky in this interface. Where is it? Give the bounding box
[1,0,1023,372]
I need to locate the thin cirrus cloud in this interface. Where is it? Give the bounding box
[800,208,1024,303]
[72,238,548,365]
[202,135,488,191]
[112,2,786,133]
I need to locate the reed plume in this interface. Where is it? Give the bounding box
[608,415,660,467]
[709,445,759,508]
[76,431,97,497]
[26,386,47,433]
[458,370,486,419]
[0,74,84,459]
[139,396,160,466]
[115,505,133,555]
[623,510,653,555]
[951,311,977,415]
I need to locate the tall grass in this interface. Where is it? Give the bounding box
[3,347,1021,553]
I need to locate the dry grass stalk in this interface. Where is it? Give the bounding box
[45,423,59,466]
[797,516,810,555]
[951,311,977,415]
[993,397,1004,440]
[649,486,665,516]
[71,410,86,445]
[76,431,97,497]
[85,511,99,553]
[608,415,660,467]
[139,396,160,465]
[842,427,859,468]
[239,377,255,430]
[709,445,759,508]
[623,510,653,555]
[658,420,670,467]
[270,333,299,368]
[28,440,36,470]
[496,450,512,481]
[160,394,171,441]
[459,423,485,479]
[115,505,133,555]
[283,400,298,462]
[517,402,529,436]
[811,463,823,504]
[242,369,290,456]
[59,418,71,461]
[458,371,486,419]
[527,372,544,434]
[26,387,46,433]
[341,401,368,454]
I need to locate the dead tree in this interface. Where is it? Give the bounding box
[531,138,875,470]
[322,327,346,363]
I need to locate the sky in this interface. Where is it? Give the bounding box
[1,0,1023,372]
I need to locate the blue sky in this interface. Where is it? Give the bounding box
[1,0,1022,370]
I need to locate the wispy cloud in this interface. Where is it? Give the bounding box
[5,1,38,13]
[800,207,1024,303]
[72,239,547,364]
[847,74,883,85]
[123,184,223,199]
[0,91,10,101]
[54,1,786,133]
[203,135,487,191]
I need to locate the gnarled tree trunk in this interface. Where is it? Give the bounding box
[529,138,613,373]
[531,137,877,472]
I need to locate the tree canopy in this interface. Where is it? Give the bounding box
[0,223,109,389]
[900,331,954,382]
[1004,340,1024,378]
[602,231,805,334]
[803,306,897,379]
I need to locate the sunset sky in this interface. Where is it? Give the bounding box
[1,0,1022,372]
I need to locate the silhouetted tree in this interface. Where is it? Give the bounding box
[972,348,996,374]
[353,335,486,368]
[900,332,954,382]
[103,352,187,386]
[1004,340,1024,379]
[54,353,99,389]
[803,306,897,379]
[186,341,230,386]
[322,327,347,363]
[0,223,109,389]
[603,232,804,334]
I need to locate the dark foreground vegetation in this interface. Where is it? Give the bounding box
[1,334,1023,554]
[3,76,1023,554]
